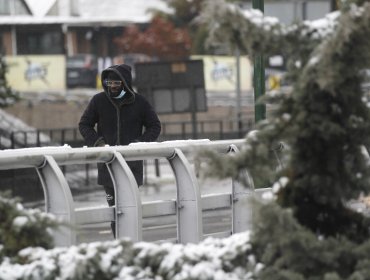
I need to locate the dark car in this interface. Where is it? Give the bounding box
[66,54,98,88]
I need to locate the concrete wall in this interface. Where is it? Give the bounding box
[4,98,88,130]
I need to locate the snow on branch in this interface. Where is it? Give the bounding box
[0,195,60,260]
[301,2,370,92]
[0,231,260,280]
[199,0,339,58]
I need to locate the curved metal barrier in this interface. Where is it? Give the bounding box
[0,139,270,246]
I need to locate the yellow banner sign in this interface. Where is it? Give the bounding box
[5,55,66,91]
[191,55,252,92]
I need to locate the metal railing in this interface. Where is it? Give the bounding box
[0,139,270,246]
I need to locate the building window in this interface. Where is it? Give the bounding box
[17,30,64,54]
[0,0,31,15]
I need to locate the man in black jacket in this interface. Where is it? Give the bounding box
[79,64,161,236]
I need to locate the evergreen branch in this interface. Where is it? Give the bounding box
[200,0,339,60]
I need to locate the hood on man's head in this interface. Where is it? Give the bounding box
[107,71,121,81]
[101,64,134,91]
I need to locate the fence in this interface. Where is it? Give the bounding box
[0,118,254,149]
[0,139,271,246]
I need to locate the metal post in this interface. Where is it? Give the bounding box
[302,0,307,20]
[190,86,198,139]
[106,152,142,241]
[253,0,266,123]
[10,132,15,149]
[235,48,243,136]
[10,1,17,55]
[36,130,41,147]
[61,129,65,145]
[167,148,202,243]
[228,145,255,233]
[154,158,160,177]
[220,121,224,140]
[23,131,27,147]
[36,155,76,246]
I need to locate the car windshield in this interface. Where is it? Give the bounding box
[67,59,85,68]
[67,56,96,68]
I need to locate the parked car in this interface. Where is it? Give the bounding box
[66,54,98,88]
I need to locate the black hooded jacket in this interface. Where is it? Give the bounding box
[79,64,161,186]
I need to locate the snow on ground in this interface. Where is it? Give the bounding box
[0,109,50,148]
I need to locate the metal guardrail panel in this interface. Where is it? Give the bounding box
[202,193,231,210]
[75,206,114,225]
[76,193,234,225]
[142,200,177,217]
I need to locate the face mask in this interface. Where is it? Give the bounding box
[112,89,126,99]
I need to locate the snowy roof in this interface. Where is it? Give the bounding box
[0,16,149,26]
[24,0,57,17]
[0,0,172,26]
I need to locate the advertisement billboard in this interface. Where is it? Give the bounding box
[5,55,66,91]
[191,55,253,92]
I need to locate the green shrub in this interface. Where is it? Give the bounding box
[0,193,58,261]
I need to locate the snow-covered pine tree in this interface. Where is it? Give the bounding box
[199,0,370,277]
[0,194,58,261]
[201,0,370,241]
[0,194,260,280]
[0,54,19,108]
[199,0,369,264]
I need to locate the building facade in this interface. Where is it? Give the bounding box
[0,0,332,57]
[0,0,170,57]
[0,0,332,92]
